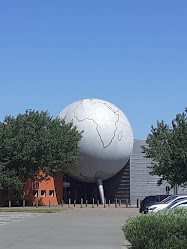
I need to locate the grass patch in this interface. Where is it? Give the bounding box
[0,207,68,213]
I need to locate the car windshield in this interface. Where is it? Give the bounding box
[142,196,156,204]
[165,196,179,204]
[162,196,173,203]
[166,196,187,204]
[145,196,178,208]
[164,198,187,211]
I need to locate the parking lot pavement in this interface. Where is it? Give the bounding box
[0,207,138,249]
[0,212,42,225]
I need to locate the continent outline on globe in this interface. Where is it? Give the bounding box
[73,99,121,148]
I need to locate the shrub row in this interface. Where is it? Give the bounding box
[123,209,187,249]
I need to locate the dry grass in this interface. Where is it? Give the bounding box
[0,206,68,213]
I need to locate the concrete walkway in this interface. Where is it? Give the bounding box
[0,207,138,249]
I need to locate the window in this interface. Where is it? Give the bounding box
[12,190,18,197]
[148,196,156,202]
[33,190,38,197]
[41,190,46,197]
[49,190,54,197]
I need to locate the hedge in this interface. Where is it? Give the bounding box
[123,209,187,249]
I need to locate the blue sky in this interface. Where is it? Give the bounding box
[0,1,186,139]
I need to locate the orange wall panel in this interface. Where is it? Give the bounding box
[25,173,63,206]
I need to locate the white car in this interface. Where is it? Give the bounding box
[162,198,187,211]
[147,195,187,213]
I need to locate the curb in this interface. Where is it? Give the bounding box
[121,239,131,249]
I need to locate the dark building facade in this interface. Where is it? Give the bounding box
[63,139,187,204]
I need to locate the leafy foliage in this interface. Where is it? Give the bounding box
[142,108,187,186]
[43,118,83,177]
[0,165,20,190]
[123,209,187,249]
[0,110,82,191]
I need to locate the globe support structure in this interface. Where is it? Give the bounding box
[97,178,105,205]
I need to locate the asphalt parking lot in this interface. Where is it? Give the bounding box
[0,207,139,249]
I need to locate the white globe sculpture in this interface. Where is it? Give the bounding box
[59,99,133,185]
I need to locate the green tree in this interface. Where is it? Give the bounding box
[170,108,187,185]
[43,118,83,177]
[0,110,82,196]
[142,108,187,187]
[0,121,22,190]
[0,166,20,190]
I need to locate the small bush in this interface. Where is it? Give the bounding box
[123,209,187,249]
